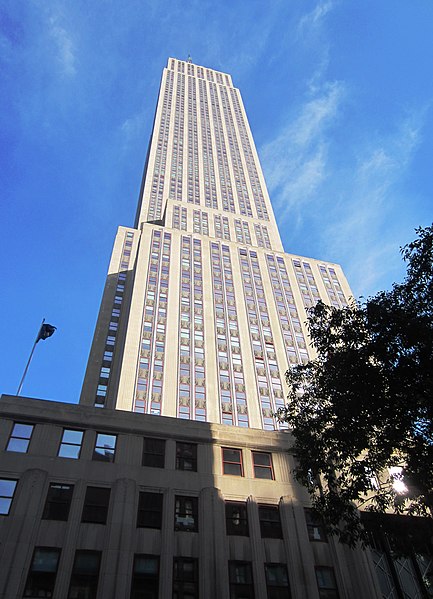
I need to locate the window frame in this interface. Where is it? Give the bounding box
[315,566,339,599]
[176,442,198,472]
[24,546,61,598]
[173,557,199,599]
[142,437,166,468]
[225,501,249,536]
[258,504,283,539]
[92,432,117,462]
[252,451,275,480]
[137,491,163,529]
[305,508,328,542]
[6,422,34,453]
[0,478,17,516]
[229,560,255,599]
[67,550,101,599]
[131,554,160,599]
[265,563,291,599]
[42,482,74,521]
[174,495,198,532]
[81,486,111,525]
[58,429,84,460]
[222,448,244,476]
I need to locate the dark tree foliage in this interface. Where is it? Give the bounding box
[278,225,433,546]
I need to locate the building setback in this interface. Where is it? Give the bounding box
[1,58,430,598]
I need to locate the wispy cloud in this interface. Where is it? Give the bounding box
[48,13,76,76]
[261,80,345,221]
[298,0,336,33]
[322,110,425,296]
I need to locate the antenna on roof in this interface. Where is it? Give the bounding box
[187,54,192,63]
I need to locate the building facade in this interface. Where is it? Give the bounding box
[1,58,430,598]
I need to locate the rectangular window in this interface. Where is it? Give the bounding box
[6,422,34,453]
[0,478,17,515]
[265,564,291,599]
[93,433,116,462]
[226,502,249,536]
[315,567,339,598]
[176,442,197,471]
[173,558,198,598]
[58,429,83,459]
[137,492,163,529]
[131,555,159,599]
[222,448,243,476]
[24,547,60,598]
[259,505,282,539]
[305,509,327,542]
[142,438,165,468]
[42,483,74,521]
[67,551,101,599]
[81,487,110,524]
[252,452,274,480]
[174,496,198,532]
[229,561,254,599]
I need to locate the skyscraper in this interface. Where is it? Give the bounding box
[80,57,351,429]
[3,58,426,599]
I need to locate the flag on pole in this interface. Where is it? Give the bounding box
[36,323,57,342]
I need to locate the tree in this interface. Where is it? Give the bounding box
[278,225,433,546]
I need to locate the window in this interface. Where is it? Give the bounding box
[226,502,249,536]
[24,547,60,598]
[93,433,116,462]
[174,496,198,532]
[142,438,165,468]
[137,492,163,529]
[58,429,83,459]
[42,483,74,521]
[305,509,327,542]
[229,561,254,599]
[315,567,339,598]
[252,452,274,480]
[173,558,198,599]
[68,551,101,599]
[6,422,33,453]
[222,448,243,476]
[0,478,17,515]
[131,555,159,599]
[265,564,291,599]
[81,487,110,524]
[259,505,282,539]
[176,442,197,471]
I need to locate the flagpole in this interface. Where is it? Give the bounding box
[17,318,45,397]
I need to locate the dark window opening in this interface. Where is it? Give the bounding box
[81,487,110,524]
[42,483,74,521]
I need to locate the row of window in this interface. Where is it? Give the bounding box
[1,477,325,544]
[23,546,339,599]
[4,424,276,479]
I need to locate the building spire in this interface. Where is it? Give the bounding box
[187,54,192,63]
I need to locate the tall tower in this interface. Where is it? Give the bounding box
[1,58,414,599]
[80,57,352,428]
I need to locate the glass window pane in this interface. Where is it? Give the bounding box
[12,423,33,438]
[58,444,80,459]
[253,452,271,466]
[0,479,17,497]
[96,434,116,449]
[0,498,12,514]
[6,438,29,453]
[33,549,60,572]
[62,430,83,444]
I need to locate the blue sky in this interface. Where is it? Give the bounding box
[1,0,432,404]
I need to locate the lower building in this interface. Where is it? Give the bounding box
[0,393,392,599]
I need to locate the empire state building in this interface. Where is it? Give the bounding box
[80,57,351,430]
[1,59,399,599]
